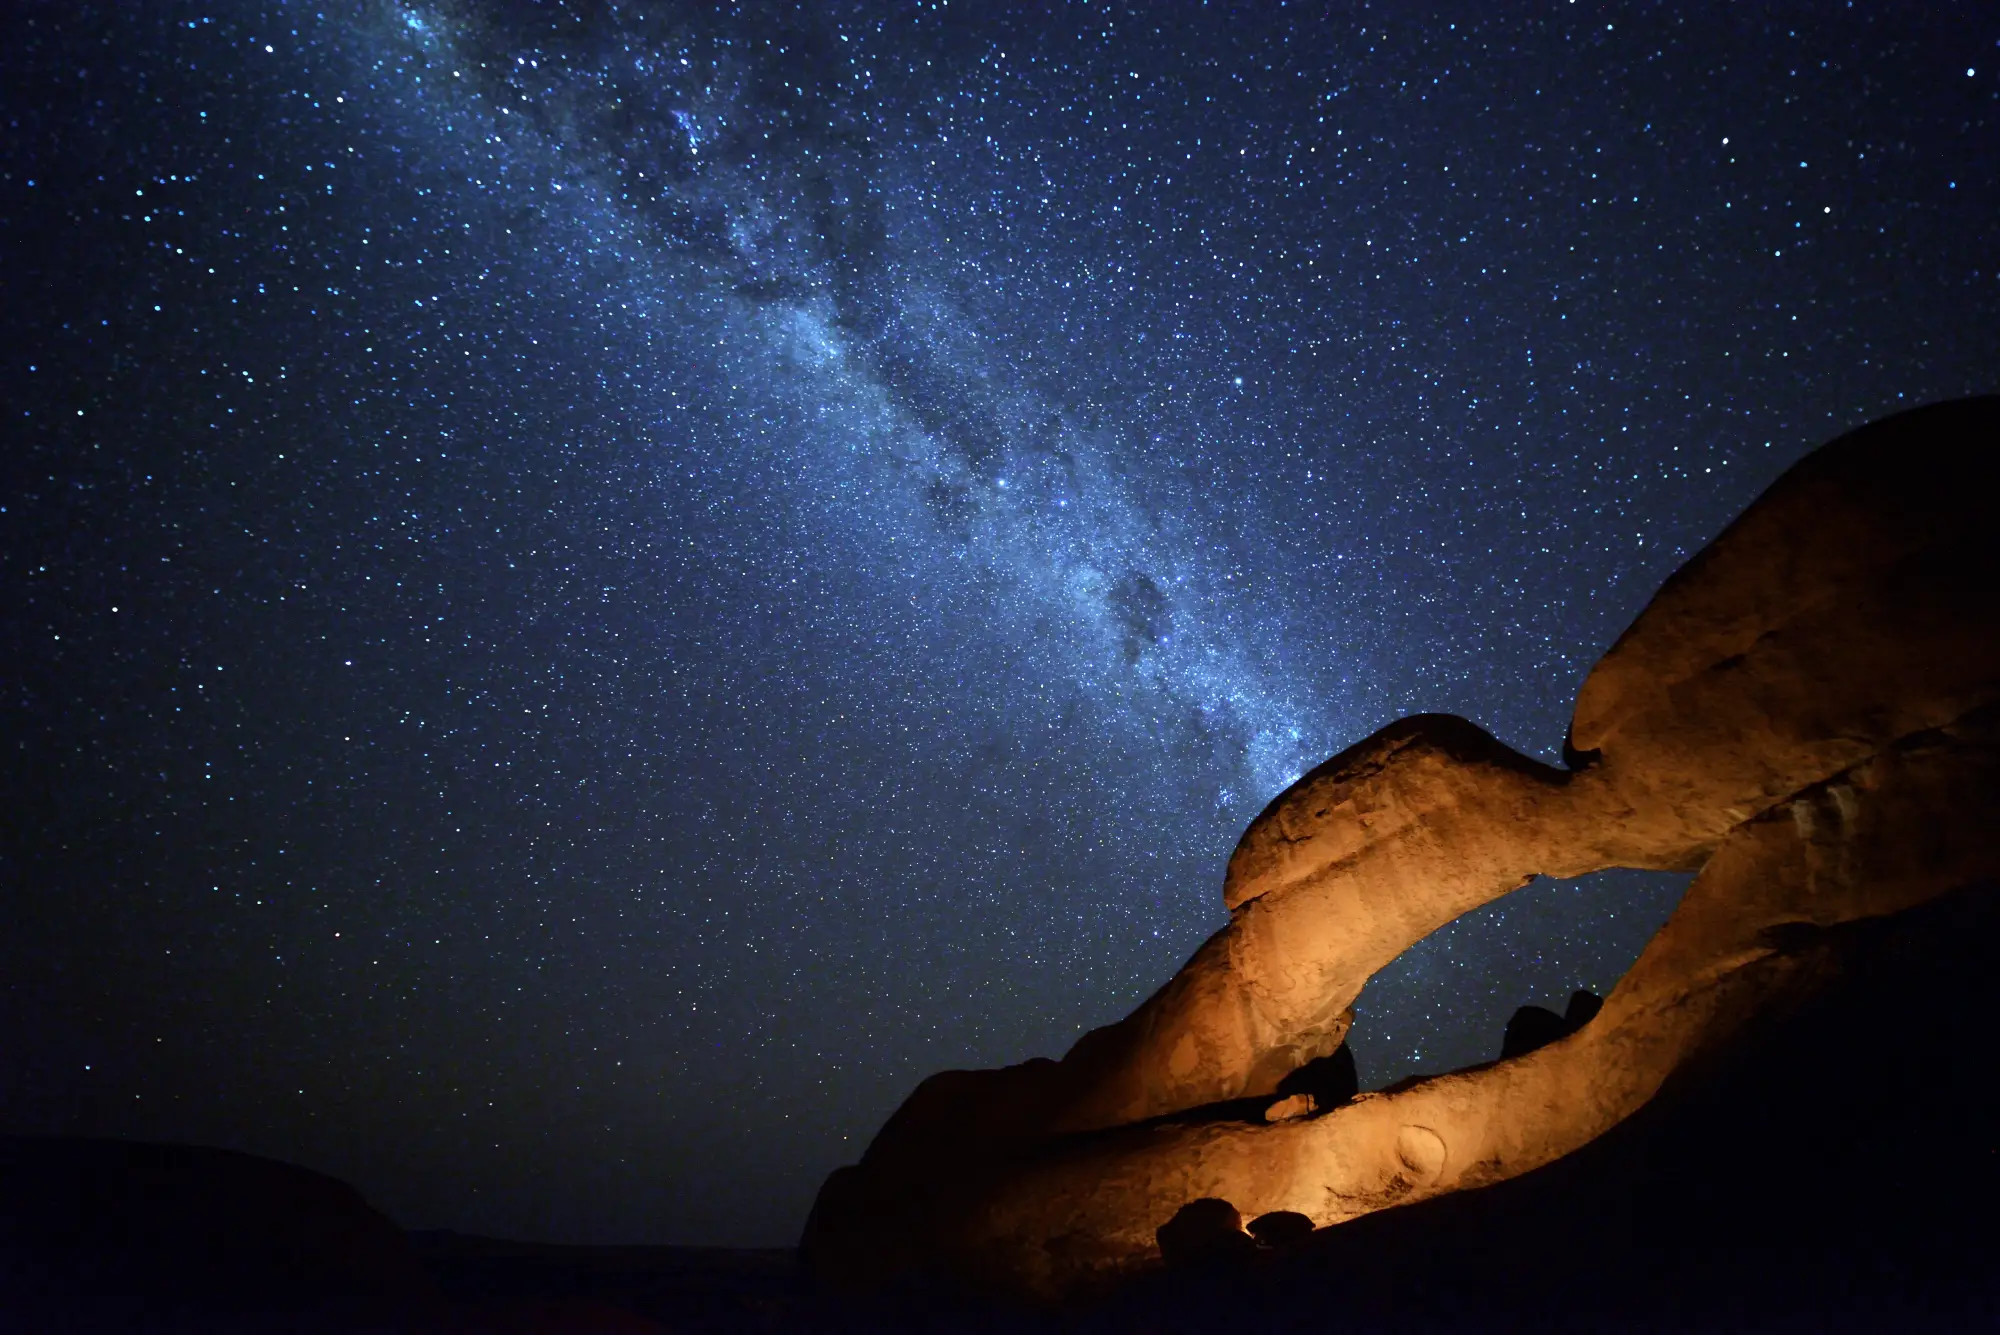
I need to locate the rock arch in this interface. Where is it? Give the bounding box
[801,398,2000,1298]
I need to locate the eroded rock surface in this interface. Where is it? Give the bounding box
[801,397,2000,1299]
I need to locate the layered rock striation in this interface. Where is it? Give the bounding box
[801,397,2000,1299]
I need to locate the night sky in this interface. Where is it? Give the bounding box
[4,1,1996,1247]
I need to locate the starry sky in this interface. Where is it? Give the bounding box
[3,0,1996,1247]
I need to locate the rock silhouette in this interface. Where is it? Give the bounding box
[1243,1210,1314,1250]
[1154,1199,1254,1270]
[1564,988,1603,1028]
[1499,989,1601,1060]
[1498,1004,1569,1060]
[802,397,2000,1300]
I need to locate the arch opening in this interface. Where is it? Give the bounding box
[1344,867,1692,1092]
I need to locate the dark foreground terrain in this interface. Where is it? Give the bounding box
[7,881,2000,1332]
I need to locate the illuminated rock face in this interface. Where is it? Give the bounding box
[800,398,2000,1299]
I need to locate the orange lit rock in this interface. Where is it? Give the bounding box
[1262,1094,1314,1124]
[800,397,2000,1299]
[942,712,2000,1297]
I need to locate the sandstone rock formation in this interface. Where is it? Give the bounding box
[801,397,2000,1300]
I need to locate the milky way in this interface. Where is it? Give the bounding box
[5,2,1996,1244]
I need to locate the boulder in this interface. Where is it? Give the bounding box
[1244,1211,1314,1250]
[1499,1005,1569,1060]
[1563,988,1603,1028]
[1155,1199,1254,1270]
[1261,1094,1315,1123]
[1500,990,1602,1060]
[801,398,2000,1300]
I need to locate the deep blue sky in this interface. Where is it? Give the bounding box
[4,1,1995,1245]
